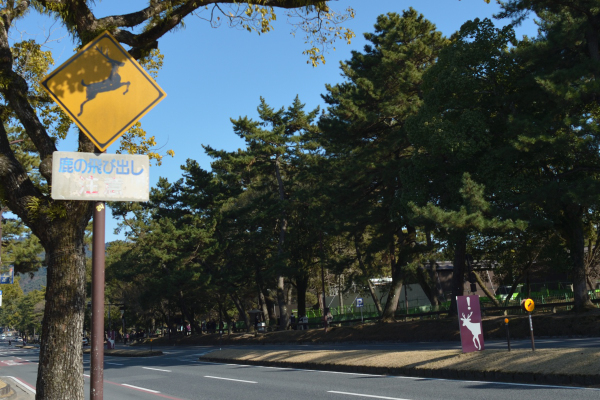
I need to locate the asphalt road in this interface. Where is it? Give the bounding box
[0,339,599,399]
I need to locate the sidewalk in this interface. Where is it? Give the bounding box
[83,345,162,357]
[200,347,600,388]
[0,377,35,400]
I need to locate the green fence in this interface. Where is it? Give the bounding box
[230,289,600,331]
[479,288,600,315]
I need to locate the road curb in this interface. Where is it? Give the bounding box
[83,349,163,357]
[201,357,600,388]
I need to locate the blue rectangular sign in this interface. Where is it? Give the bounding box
[0,267,14,284]
[356,298,364,308]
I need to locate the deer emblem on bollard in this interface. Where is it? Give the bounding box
[78,46,131,116]
[461,312,482,350]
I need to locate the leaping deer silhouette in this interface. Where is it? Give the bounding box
[78,46,130,116]
[461,312,482,350]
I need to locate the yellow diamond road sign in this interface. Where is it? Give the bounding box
[41,31,166,152]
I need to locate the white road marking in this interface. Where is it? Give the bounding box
[105,362,124,365]
[313,370,381,377]
[7,376,36,394]
[122,384,160,393]
[142,367,171,372]
[204,376,257,384]
[83,374,90,377]
[328,391,410,400]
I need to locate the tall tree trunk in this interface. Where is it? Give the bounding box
[286,281,293,322]
[381,267,403,321]
[338,275,344,313]
[295,272,309,319]
[431,261,445,304]
[276,276,288,330]
[381,225,418,322]
[0,207,5,267]
[255,267,270,325]
[178,291,201,334]
[317,290,324,311]
[274,158,289,330]
[354,238,383,315]
[449,233,467,316]
[36,215,90,400]
[563,206,595,311]
[258,288,270,325]
[230,293,251,333]
[423,232,444,306]
[503,272,524,307]
[367,279,383,315]
[416,266,440,307]
[382,240,402,322]
[473,270,500,307]
[263,291,277,321]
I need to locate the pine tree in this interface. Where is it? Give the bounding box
[205,96,320,329]
[406,18,530,314]
[318,9,446,321]
[495,1,600,310]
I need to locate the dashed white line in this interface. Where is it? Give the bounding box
[105,362,124,365]
[121,384,160,393]
[142,367,171,372]
[328,391,410,400]
[204,376,257,384]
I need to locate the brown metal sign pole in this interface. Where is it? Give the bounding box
[91,200,105,399]
[528,312,535,351]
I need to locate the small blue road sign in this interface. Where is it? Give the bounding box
[356,298,364,308]
[0,267,14,284]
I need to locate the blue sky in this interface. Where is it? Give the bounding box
[14,0,538,242]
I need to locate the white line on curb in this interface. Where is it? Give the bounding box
[328,391,410,400]
[6,376,36,394]
[142,367,171,372]
[122,383,160,393]
[204,376,257,384]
